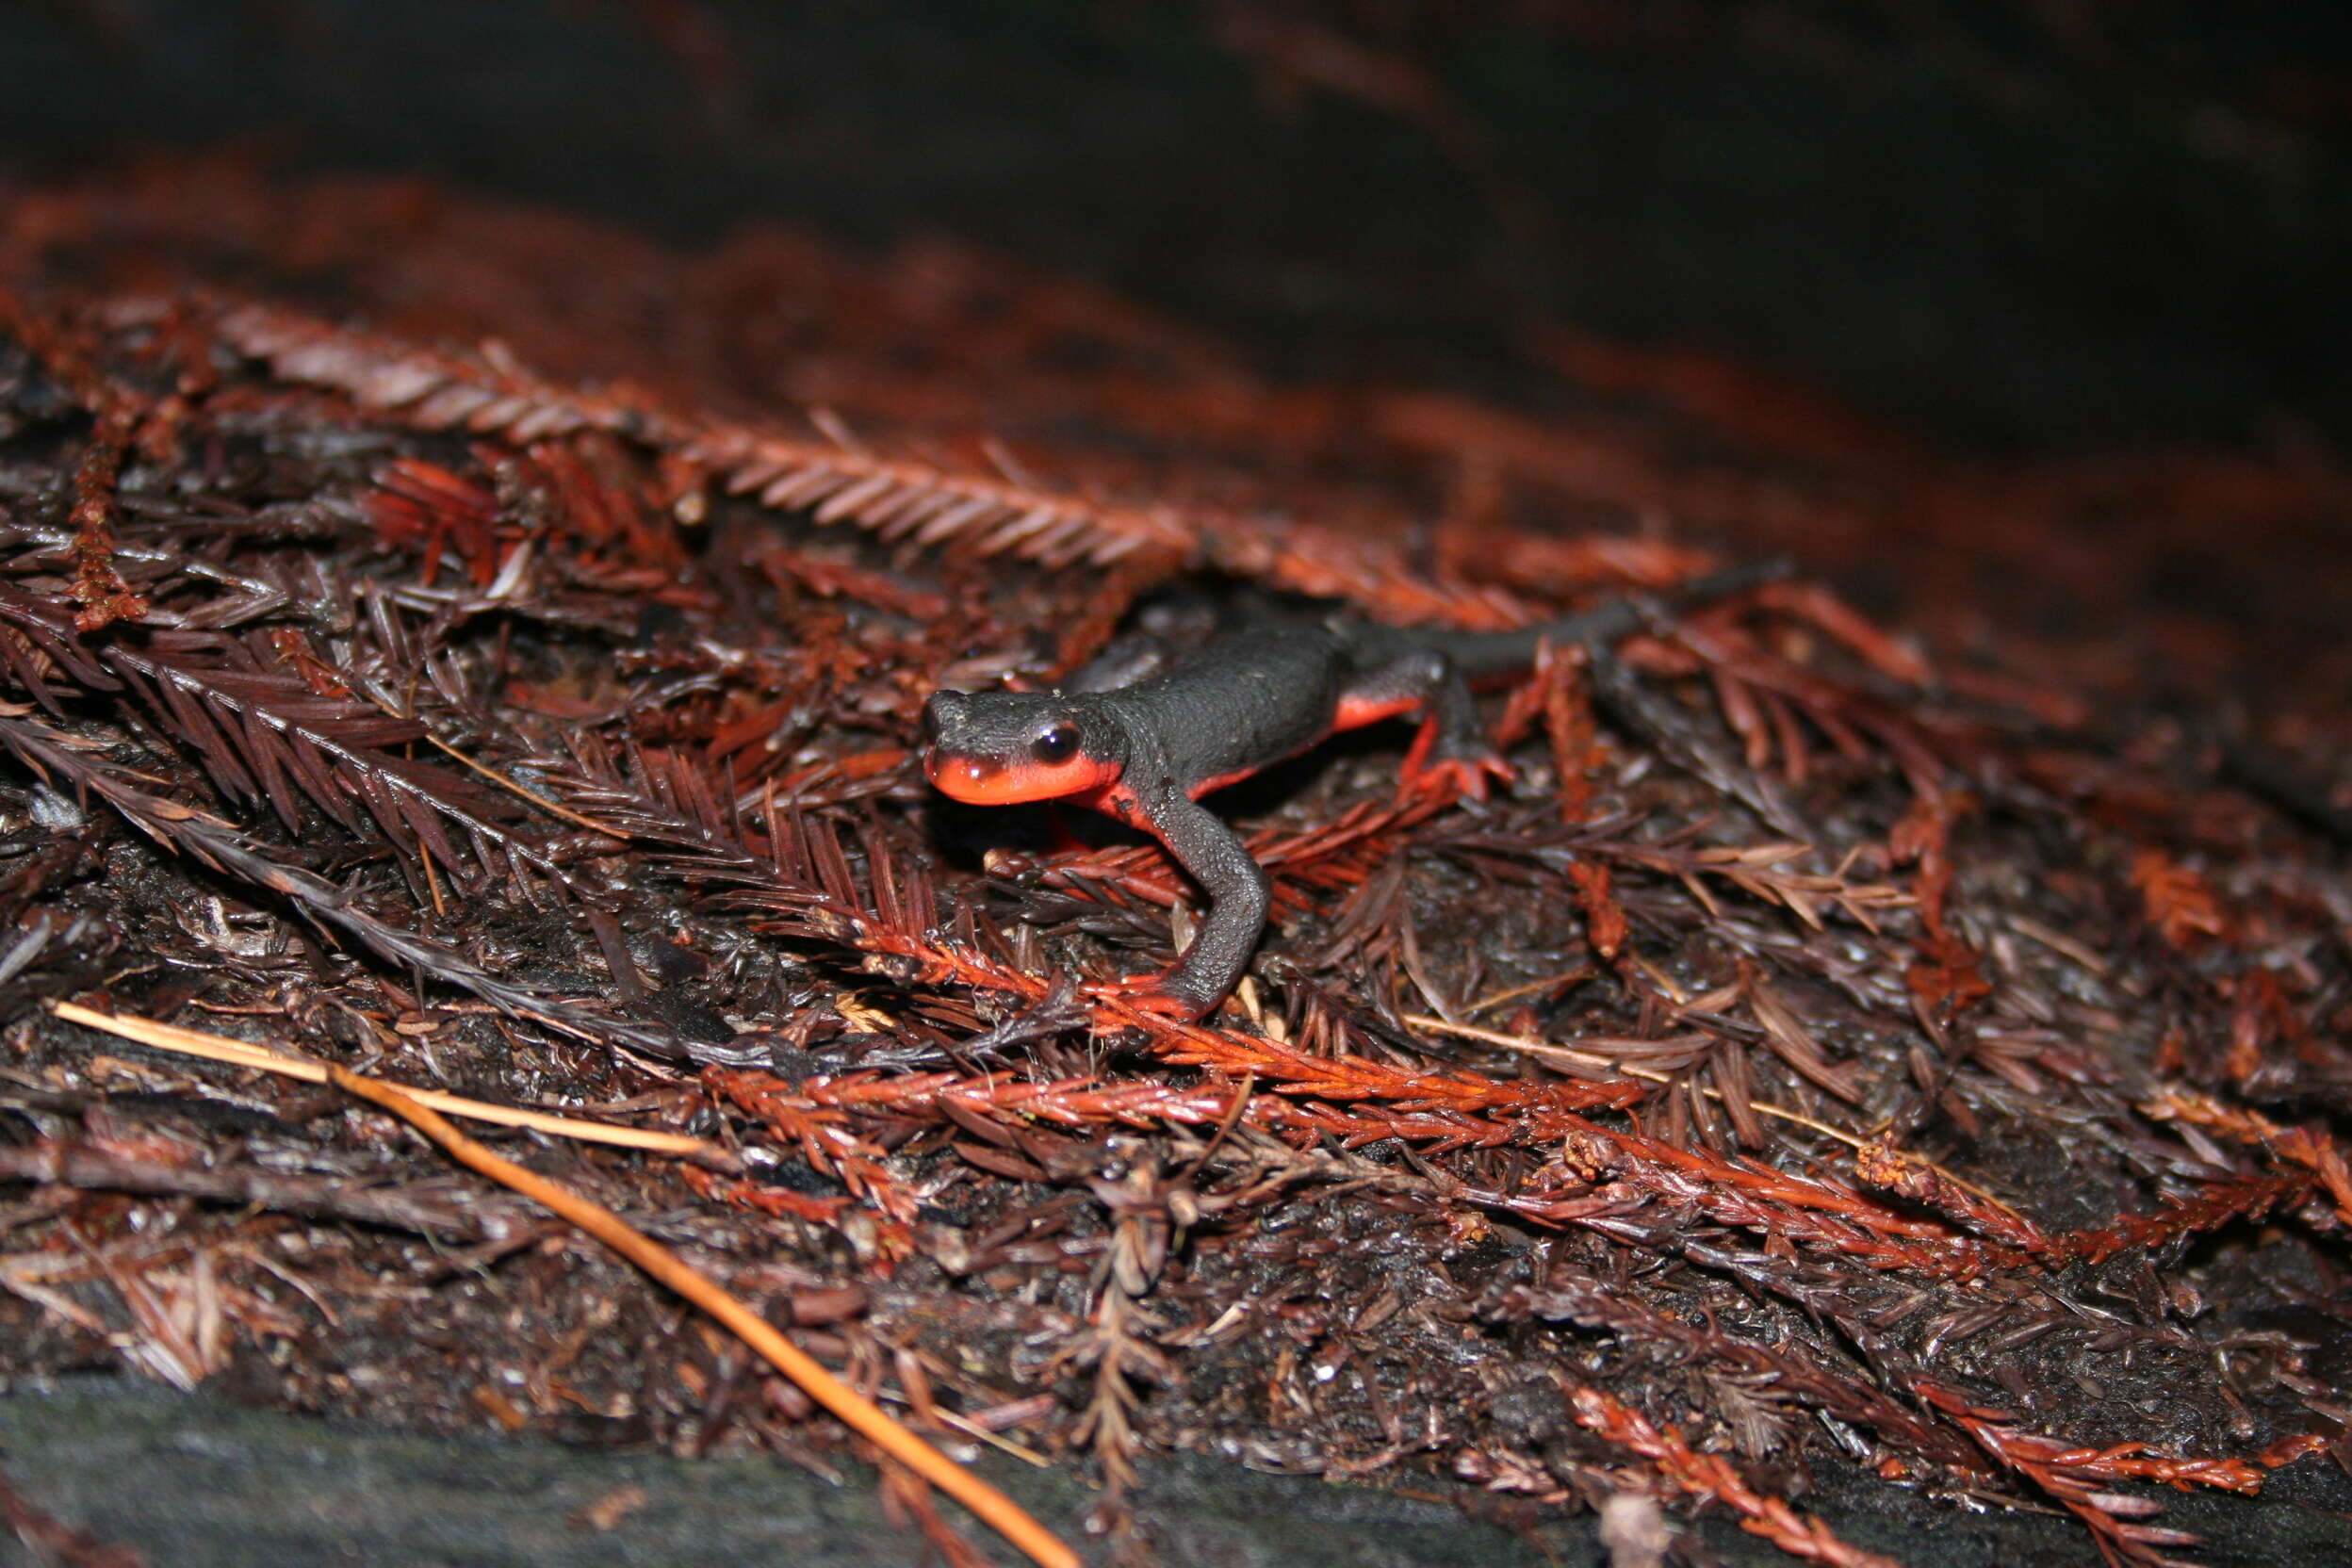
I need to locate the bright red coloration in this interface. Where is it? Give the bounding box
[1330,690,1422,731]
[924,747,1119,805]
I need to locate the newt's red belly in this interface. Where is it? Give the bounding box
[1180,691,1419,799]
[1331,691,1423,731]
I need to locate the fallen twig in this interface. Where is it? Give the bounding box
[50,1002,728,1166]
[321,1059,1081,1568]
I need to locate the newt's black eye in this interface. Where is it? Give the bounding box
[1031,723,1080,765]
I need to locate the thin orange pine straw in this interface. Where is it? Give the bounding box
[50,1001,722,1163]
[321,1060,1080,1568]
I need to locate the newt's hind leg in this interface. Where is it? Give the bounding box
[1337,650,1514,802]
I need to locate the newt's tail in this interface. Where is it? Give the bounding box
[1350,558,1791,680]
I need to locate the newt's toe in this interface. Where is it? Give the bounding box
[1401,751,1515,804]
[1098,969,1219,1021]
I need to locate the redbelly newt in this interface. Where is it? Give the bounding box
[923,562,1779,1019]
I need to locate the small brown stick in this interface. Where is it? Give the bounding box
[0,1142,492,1240]
[1177,1071,1255,1184]
[50,1002,727,1165]
[1402,1011,1863,1145]
[321,1061,1081,1568]
[415,728,631,841]
[1404,1011,2043,1252]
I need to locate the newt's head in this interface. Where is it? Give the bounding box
[922,688,1122,805]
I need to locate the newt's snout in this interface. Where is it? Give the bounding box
[918,692,974,794]
[919,690,963,751]
[925,755,1012,802]
[919,690,1119,805]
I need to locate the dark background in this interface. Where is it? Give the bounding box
[5,0,2348,456]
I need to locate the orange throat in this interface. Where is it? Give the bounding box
[924,748,1120,806]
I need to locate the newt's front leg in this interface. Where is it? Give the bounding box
[1116,787,1271,1020]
